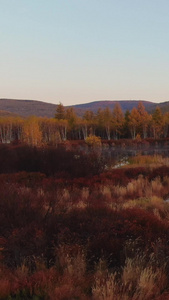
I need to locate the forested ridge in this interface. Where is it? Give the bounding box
[0,102,169,145]
[0,99,156,118]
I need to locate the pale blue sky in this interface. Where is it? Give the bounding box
[0,0,169,105]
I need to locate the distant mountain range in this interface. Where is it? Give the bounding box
[0,98,169,118]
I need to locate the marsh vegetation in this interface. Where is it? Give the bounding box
[0,143,169,299]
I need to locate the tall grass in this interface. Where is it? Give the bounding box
[128,154,169,167]
[93,253,168,300]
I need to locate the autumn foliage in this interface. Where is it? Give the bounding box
[1,102,169,147]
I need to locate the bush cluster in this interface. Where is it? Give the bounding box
[0,144,105,177]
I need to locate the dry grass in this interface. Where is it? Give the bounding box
[92,253,168,300]
[128,154,169,168]
[112,175,169,204]
[92,272,120,300]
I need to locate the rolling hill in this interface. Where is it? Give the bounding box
[69,100,155,116]
[0,98,168,118]
[0,99,57,118]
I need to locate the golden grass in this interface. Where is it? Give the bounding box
[128,154,169,167]
[92,253,168,300]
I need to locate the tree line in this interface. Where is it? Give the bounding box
[0,102,168,145]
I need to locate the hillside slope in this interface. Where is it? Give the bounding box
[0,99,57,118]
[69,100,155,116]
[0,98,168,117]
[0,110,19,118]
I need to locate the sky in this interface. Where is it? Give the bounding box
[0,0,169,106]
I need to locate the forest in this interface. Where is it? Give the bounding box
[1,102,169,299]
[0,101,169,146]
